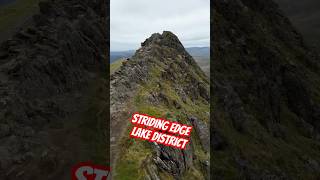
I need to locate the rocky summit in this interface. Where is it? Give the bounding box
[110,31,210,179]
[212,0,320,179]
[0,0,108,179]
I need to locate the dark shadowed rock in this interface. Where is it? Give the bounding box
[211,129,227,151]
[213,0,320,178]
[0,0,107,179]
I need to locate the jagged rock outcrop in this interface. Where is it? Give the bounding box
[189,117,210,152]
[0,0,107,179]
[213,0,320,179]
[111,31,209,179]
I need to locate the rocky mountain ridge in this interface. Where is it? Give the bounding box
[212,0,320,179]
[110,47,210,77]
[0,0,107,179]
[110,31,210,179]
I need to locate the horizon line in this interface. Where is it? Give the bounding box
[110,46,210,52]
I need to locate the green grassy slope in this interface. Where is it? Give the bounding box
[110,58,125,75]
[114,65,209,179]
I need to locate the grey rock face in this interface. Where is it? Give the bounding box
[189,117,210,152]
[0,0,107,179]
[151,142,193,179]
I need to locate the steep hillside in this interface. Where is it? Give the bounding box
[186,47,209,58]
[0,0,108,179]
[213,0,320,179]
[110,31,210,179]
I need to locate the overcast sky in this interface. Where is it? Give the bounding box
[111,0,210,51]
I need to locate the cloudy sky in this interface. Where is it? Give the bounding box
[111,0,210,51]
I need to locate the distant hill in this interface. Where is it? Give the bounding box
[186,47,210,76]
[186,47,210,57]
[110,47,209,63]
[110,50,135,63]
